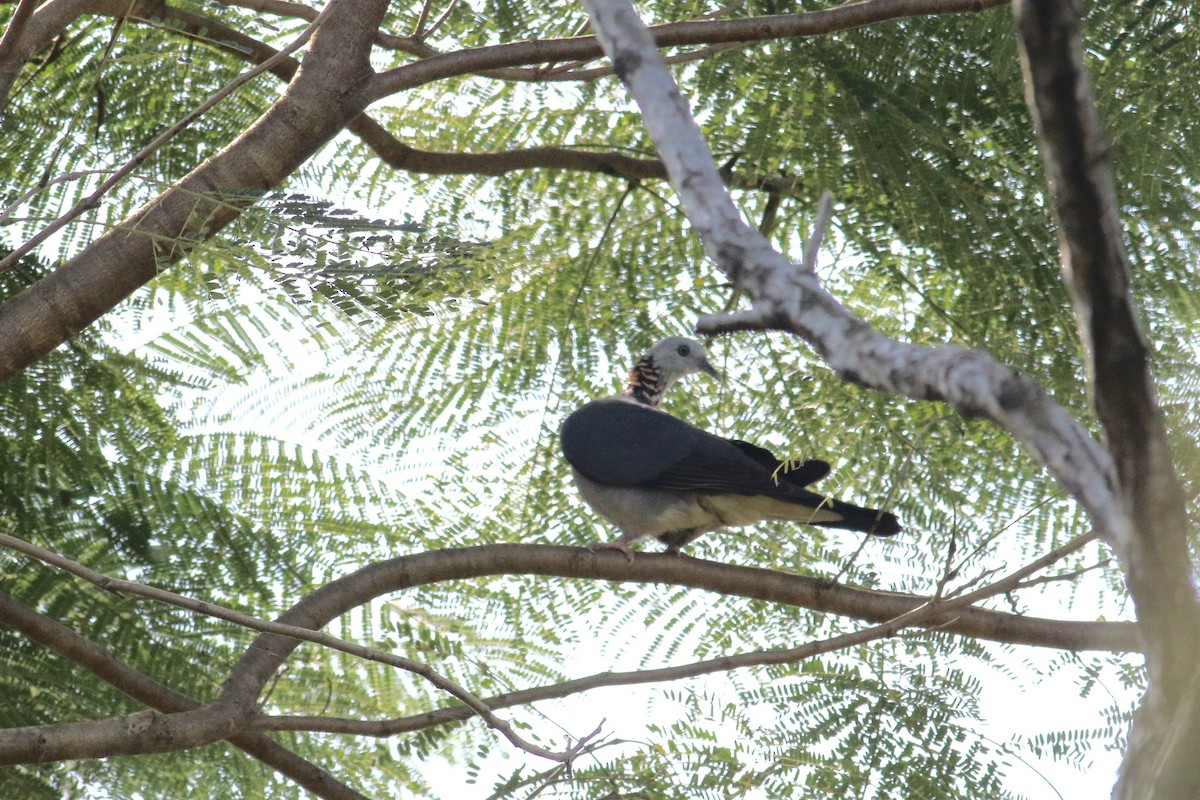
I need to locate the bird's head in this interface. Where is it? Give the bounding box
[642,337,721,385]
[623,337,720,406]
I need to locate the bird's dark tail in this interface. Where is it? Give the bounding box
[783,489,901,537]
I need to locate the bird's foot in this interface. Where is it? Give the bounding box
[588,538,635,563]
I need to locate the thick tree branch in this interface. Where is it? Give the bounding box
[0,0,687,196]
[0,0,799,203]
[0,531,1141,666]
[1014,0,1193,614]
[0,532,594,765]
[1012,1,1200,797]
[0,0,336,275]
[0,591,370,800]
[0,709,249,765]
[213,0,1002,86]
[0,0,390,382]
[0,0,1009,384]
[0,0,41,106]
[212,541,1136,729]
[0,0,302,119]
[0,0,1009,106]
[347,117,803,194]
[0,0,101,106]
[252,530,1116,738]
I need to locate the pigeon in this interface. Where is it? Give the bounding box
[560,337,900,556]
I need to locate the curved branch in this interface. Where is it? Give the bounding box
[0,591,369,800]
[0,0,337,275]
[0,531,1140,676]
[253,530,1123,739]
[0,532,591,765]
[349,117,669,178]
[0,0,303,119]
[241,4,725,87]
[582,0,1133,565]
[0,0,41,106]
[202,0,1001,87]
[0,535,1136,765]
[212,543,1136,725]
[347,118,803,194]
[0,0,1006,382]
[370,0,1006,97]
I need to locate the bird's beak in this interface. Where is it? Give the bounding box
[699,358,722,381]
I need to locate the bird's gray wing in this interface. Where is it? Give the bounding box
[561,398,802,497]
[726,440,830,488]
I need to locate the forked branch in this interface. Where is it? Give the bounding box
[581,0,1131,563]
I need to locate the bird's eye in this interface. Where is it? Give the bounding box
[676,344,690,356]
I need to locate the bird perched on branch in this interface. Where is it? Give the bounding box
[560,337,900,557]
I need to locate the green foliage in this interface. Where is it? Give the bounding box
[2,0,1198,798]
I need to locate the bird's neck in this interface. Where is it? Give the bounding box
[622,356,670,407]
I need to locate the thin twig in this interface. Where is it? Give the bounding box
[954,493,1060,573]
[421,0,460,42]
[411,0,436,38]
[0,169,117,225]
[828,412,937,587]
[1013,559,1111,591]
[944,564,1004,599]
[799,190,833,273]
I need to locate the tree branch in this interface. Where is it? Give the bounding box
[0,531,1136,766]
[205,539,1150,707]
[581,0,1133,572]
[1012,1,1200,796]
[0,532,597,766]
[0,0,303,119]
[254,530,1116,739]
[162,0,1003,87]
[0,0,338,275]
[0,0,41,106]
[369,0,1006,97]
[0,0,1009,384]
[0,591,370,800]
[0,0,391,382]
[1014,0,1194,618]
[346,119,804,194]
[0,0,105,108]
